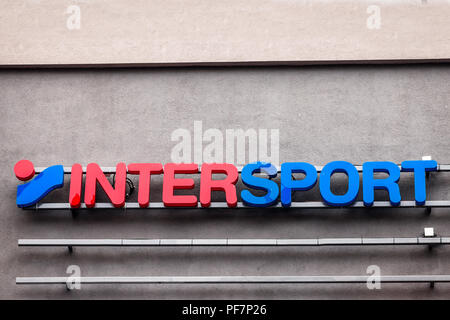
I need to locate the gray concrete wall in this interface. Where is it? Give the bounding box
[0,64,450,299]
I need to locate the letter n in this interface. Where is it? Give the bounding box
[84,163,126,208]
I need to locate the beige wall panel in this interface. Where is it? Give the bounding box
[0,0,449,66]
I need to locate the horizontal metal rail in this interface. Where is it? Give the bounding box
[18,237,449,247]
[34,164,450,174]
[15,275,450,286]
[24,200,450,210]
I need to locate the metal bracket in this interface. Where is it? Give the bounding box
[65,282,73,291]
[423,155,433,215]
[18,234,450,249]
[423,227,438,251]
[22,200,450,210]
[16,275,450,288]
[70,209,79,219]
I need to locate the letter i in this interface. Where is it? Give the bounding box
[69,164,83,208]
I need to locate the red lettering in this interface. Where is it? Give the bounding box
[200,163,238,207]
[84,163,126,208]
[128,163,163,208]
[69,163,82,208]
[163,163,198,207]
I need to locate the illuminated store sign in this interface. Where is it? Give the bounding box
[14,159,437,209]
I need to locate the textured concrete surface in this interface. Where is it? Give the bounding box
[0,64,450,299]
[1,0,450,66]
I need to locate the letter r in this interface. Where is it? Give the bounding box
[363,161,401,206]
[200,163,238,208]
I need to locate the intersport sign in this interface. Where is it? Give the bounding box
[14,159,437,209]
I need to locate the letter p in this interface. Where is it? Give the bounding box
[280,162,317,207]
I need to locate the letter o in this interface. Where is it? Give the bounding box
[320,161,359,206]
